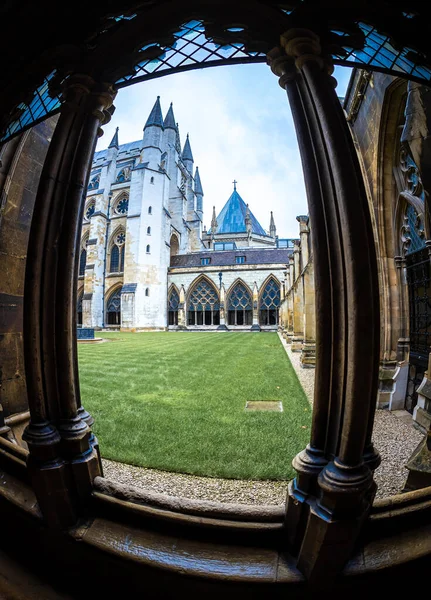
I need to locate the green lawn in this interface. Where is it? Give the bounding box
[78,332,312,480]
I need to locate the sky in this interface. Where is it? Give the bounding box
[96,63,352,239]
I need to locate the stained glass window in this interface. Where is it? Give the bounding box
[116,168,131,183]
[79,249,86,276]
[227,282,252,326]
[168,288,179,326]
[106,288,121,325]
[188,279,220,326]
[110,231,125,272]
[259,278,280,326]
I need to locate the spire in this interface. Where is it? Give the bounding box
[163,102,176,130]
[270,211,276,237]
[211,206,218,232]
[182,134,194,162]
[109,126,119,149]
[144,96,163,129]
[194,167,203,195]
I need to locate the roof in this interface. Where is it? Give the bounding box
[163,103,177,130]
[93,140,142,163]
[209,188,266,236]
[182,134,193,161]
[144,96,163,129]
[170,248,292,268]
[194,167,203,195]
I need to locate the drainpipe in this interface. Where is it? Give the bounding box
[101,191,113,327]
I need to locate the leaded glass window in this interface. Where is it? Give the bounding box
[188,279,220,326]
[110,231,125,272]
[227,282,252,326]
[106,288,121,325]
[115,196,129,215]
[88,174,100,190]
[259,278,280,326]
[168,288,179,326]
[79,249,86,276]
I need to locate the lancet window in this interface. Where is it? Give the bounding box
[168,288,179,326]
[110,230,125,273]
[79,248,87,277]
[115,167,131,183]
[259,278,280,325]
[77,291,83,326]
[227,282,252,326]
[88,173,100,190]
[188,279,220,326]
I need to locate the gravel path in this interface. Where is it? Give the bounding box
[102,334,425,504]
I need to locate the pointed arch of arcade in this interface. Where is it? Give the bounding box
[258,275,281,326]
[186,274,220,327]
[226,278,253,326]
[5,0,431,589]
[167,283,180,326]
[105,284,122,326]
[108,225,126,273]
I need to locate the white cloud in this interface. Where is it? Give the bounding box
[98,63,352,239]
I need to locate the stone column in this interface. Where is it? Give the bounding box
[23,74,116,527]
[297,216,316,367]
[251,281,261,331]
[178,284,186,329]
[291,240,304,351]
[217,282,229,330]
[268,27,380,584]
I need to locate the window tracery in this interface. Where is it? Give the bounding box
[115,166,131,183]
[259,278,280,325]
[110,230,125,273]
[227,282,252,326]
[84,201,95,221]
[114,195,129,215]
[188,279,220,326]
[168,288,179,326]
[88,174,100,190]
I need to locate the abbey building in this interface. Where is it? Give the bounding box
[78,97,297,331]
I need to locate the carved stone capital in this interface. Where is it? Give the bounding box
[266,47,297,89]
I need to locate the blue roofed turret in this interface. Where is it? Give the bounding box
[182,134,194,162]
[163,103,177,130]
[208,183,266,236]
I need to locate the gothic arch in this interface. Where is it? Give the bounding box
[186,275,220,327]
[108,225,126,273]
[226,279,253,326]
[258,275,281,326]
[170,233,180,260]
[105,284,122,326]
[112,191,129,215]
[78,232,89,277]
[77,287,84,326]
[167,284,180,326]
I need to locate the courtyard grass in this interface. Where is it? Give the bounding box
[78,332,312,480]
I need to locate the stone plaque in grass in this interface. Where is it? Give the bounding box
[245,401,283,412]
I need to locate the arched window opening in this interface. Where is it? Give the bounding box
[145,288,150,297]
[115,194,129,215]
[170,234,179,260]
[115,167,131,183]
[168,288,179,326]
[146,244,150,253]
[259,278,280,325]
[227,282,252,326]
[88,173,100,190]
[110,231,126,273]
[150,176,154,184]
[79,248,86,277]
[85,201,95,220]
[77,291,83,326]
[188,279,220,326]
[147,226,151,235]
[148,206,152,214]
[106,287,121,325]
